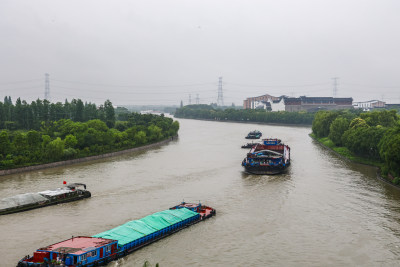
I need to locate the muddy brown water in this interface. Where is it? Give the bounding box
[1,118,400,266]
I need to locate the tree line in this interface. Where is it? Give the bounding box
[174,104,315,125]
[312,109,400,182]
[0,97,179,170]
[0,96,116,130]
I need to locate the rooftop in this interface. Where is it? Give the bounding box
[39,236,115,255]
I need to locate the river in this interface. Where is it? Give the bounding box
[1,118,400,266]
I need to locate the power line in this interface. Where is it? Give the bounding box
[51,79,216,88]
[0,86,42,91]
[226,82,330,88]
[0,79,42,85]
[341,83,400,89]
[50,85,216,95]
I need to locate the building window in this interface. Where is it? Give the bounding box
[80,254,87,262]
[106,245,111,252]
[91,250,97,257]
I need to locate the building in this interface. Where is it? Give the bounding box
[243,94,280,109]
[353,100,386,111]
[243,94,353,112]
[285,96,353,112]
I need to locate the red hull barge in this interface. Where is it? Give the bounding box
[17,202,215,267]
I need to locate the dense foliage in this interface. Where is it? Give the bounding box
[0,97,179,170]
[312,109,400,179]
[0,96,117,130]
[174,105,315,125]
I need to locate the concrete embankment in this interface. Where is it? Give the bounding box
[0,136,177,176]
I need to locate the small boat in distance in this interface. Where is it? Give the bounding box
[245,130,262,139]
[241,142,257,149]
[242,138,290,175]
[0,183,91,215]
[17,202,216,267]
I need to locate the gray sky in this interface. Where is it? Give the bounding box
[0,0,399,106]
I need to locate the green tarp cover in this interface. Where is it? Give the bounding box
[93,208,198,246]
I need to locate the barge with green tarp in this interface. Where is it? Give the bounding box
[17,202,215,267]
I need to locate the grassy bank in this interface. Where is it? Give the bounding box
[309,133,384,168]
[308,133,400,188]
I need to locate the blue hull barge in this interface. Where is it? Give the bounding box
[242,138,290,175]
[17,202,215,267]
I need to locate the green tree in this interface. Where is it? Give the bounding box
[328,116,350,146]
[349,118,369,129]
[12,132,28,155]
[64,134,78,149]
[147,125,163,141]
[86,119,108,132]
[104,100,115,128]
[379,123,400,176]
[0,130,12,156]
[312,111,340,138]
[134,130,147,145]
[27,130,41,150]
[360,110,398,127]
[42,134,51,149]
[75,99,84,122]
[342,126,385,158]
[46,137,65,160]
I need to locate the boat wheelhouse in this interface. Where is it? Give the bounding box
[0,183,91,215]
[18,236,118,267]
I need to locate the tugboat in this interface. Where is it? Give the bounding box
[241,142,257,149]
[242,138,290,175]
[16,202,215,267]
[245,130,262,139]
[0,183,91,215]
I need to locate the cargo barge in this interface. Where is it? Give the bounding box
[17,202,215,267]
[242,138,290,175]
[0,183,91,215]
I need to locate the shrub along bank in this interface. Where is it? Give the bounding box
[311,109,400,184]
[0,114,179,170]
[174,104,315,125]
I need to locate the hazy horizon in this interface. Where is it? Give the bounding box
[1,0,399,106]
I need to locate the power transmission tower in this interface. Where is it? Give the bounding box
[217,77,224,106]
[44,73,50,101]
[196,94,199,104]
[332,77,339,97]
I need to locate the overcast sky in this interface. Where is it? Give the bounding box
[0,0,399,106]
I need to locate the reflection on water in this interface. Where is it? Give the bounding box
[1,119,400,266]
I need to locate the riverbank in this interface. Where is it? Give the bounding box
[0,136,177,177]
[308,133,400,188]
[175,117,312,128]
